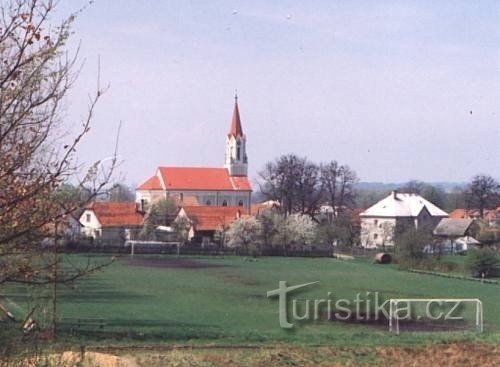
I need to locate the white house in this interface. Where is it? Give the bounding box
[360,191,448,248]
[135,96,252,213]
[79,202,145,241]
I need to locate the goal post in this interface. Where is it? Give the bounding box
[389,298,483,334]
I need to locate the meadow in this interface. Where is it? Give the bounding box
[4,254,500,346]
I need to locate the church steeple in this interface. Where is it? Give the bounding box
[224,94,248,176]
[228,94,244,138]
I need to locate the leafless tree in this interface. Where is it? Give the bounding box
[258,154,323,217]
[320,161,358,220]
[465,174,500,218]
[0,0,117,338]
[398,180,425,194]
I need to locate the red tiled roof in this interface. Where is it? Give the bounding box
[158,167,251,191]
[449,209,467,219]
[228,96,244,138]
[173,195,199,207]
[137,175,162,190]
[449,208,499,220]
[86,202,144,228]
[182,206,242,231]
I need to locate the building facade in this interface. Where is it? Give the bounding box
[360,191,448,248]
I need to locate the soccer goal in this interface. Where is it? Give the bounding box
[389,298,483,334]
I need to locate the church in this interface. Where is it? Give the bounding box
[135,96,252,213]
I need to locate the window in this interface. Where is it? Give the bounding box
[237,146,241,160]
[373,233,378,240]
[222,200,228,207]
[179,193,184,201]
[206,200,211,206]
[86,213,91,223]
[238,200,244,207]
[374,219,378,226]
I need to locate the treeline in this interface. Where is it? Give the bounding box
[257,154,499,215]
[258,154,358,217]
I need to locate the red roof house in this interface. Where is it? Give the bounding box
[80,202,145,240]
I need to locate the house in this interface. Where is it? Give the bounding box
[432,218,478,253]
[79,202,145,241]
[176,205,244,245]
[136,96,252,213]
[360,191,448,248]
[40,213,82,245]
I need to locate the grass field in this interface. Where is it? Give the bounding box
[4,254,500,346]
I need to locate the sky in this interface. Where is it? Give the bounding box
[55,0,499,187]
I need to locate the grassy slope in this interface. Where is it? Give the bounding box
[5,254,500,345]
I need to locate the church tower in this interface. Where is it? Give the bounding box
[224,95,248,176]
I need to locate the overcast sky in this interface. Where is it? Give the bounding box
[57,0,499,187]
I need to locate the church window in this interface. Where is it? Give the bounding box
[206,200,211,206]
[237,146,241,160]
[222,200,228,207]
[86,214,91,222]
[238,200,244,207]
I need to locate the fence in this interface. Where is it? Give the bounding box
[64,240,375,258]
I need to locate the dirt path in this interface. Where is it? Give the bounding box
[7,342,498,366]
[83,342,500,366]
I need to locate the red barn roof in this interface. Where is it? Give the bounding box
[86,202,144,228]
[181,206,242,231]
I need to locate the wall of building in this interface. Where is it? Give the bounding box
[136,189,251,213]
[360,217,397,248]
[360,213,445,249]
[79,209,102,238]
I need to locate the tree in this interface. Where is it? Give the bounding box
[475,223,500,247]
[226,217,262,256]
[447,186,467,211]
[379,222,394,251]
[171,216,191,257]
[259,212,280,250]
[320,162,358,220]
[399,180,425,194]
[273,214,317,255]
[465,248,499,278]
[258,154,323,217]
[108,183,135,202]
[395,227,431,268]
[465,174,500,218]
[140,198,177,240]
[0,0,116,341]
[420,185,447,210]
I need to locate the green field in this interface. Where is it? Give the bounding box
[4,254,500,346]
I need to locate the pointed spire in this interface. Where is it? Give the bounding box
[228,93,244,138]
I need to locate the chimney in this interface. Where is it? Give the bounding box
[392,190,398,199]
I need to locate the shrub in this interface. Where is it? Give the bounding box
[395,227,431,269]
[465,248,499,278]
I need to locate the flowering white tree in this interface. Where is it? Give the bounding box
[274,214,317,255]
[226,217,262,255]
